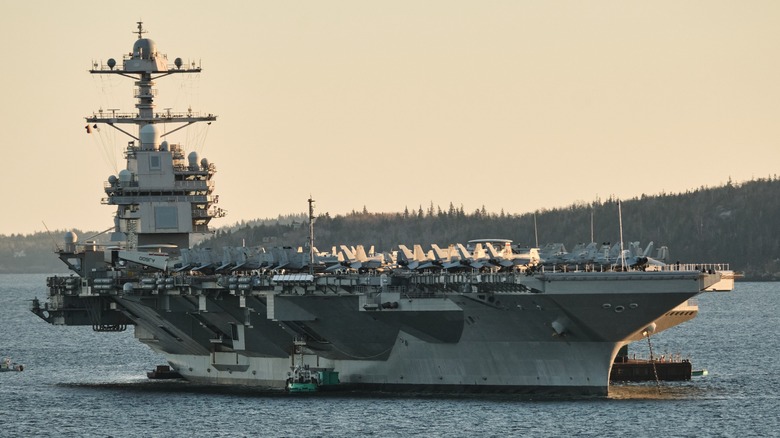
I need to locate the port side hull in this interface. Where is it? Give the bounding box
[162,337,621,396]
[121,276,703,395]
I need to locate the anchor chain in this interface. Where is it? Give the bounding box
[646,334,662,392]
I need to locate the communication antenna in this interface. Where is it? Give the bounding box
[85,226,118,242]
[618,200,626,269]
[135,21,148,39]
[308,197,316,275]
[41,221,61,252]
[533,212,539,248]
[590,209,594,243]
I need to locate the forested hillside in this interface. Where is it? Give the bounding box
[201,178,780,280]
[3,178,779,279]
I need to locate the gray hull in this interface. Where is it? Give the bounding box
[101,270,717,395]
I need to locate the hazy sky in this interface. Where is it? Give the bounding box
[2,1,778,235]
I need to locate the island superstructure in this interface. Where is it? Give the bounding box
[31,24,734,395]
[93,22,222,252]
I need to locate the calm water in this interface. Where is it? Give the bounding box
[1,274,778,437]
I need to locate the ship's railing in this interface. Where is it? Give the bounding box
[88,111,137,119]
[173,164,217,174]
[103,180,213,191]
[534,262,730,274]
[105,181,140,189]
[660,263,730,272]
[407,272,523,287]
[102,194,210,205]
[87,110,214,120]
[176,180,213,190]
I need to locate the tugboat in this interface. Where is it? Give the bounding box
[286,339,318,393]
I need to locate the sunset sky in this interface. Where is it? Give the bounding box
[2,1,778,235]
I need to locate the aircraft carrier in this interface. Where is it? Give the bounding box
[31,24,734,395]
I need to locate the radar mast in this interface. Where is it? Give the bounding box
[89,23,224,251]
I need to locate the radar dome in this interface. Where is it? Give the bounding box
[64,231,78,244]
[108,175,118,185]
[188,151,199,169]
[160,140,169,151]
[107,58,116,69]
[200,158,209,169]
[140,124,160,150]
[174,58,183,69]
[119,169,132,183]
[132,38,157,60]
[64,231,78,252]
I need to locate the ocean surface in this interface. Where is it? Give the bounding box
[1,274,778,437]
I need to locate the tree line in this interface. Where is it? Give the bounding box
[202,177,780,280]
[3,177,779,279]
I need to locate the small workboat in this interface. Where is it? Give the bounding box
[1,357,24,372]
[147,365,182,379]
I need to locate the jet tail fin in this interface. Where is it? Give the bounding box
[430,244,448,260]
[656,246,669,262]
[398,245,414,261]
[355,245,369,262]
[413,244,428,261]
[456,243,472,259]
[485,242,501,258]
